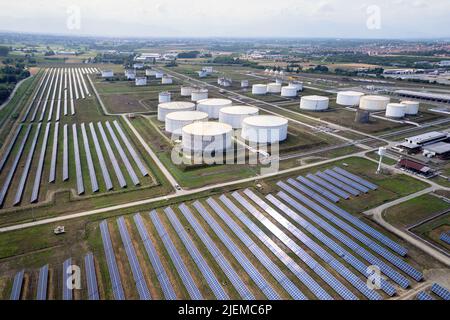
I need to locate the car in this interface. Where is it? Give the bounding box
[175,184,182,191]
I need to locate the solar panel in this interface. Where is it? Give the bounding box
[440,232,450,245]
[100,220,125,300]
[117,217,152,300]
[84,253,100,300]
[0,125,22,174]
[316,171,360,196]
[47,68,59,122]
[55,68,63,122]
[76,68,86,99]
[97,122,127,188]
[49,122,59,183]
[10,270,24,300]
[276,181,418,279]
[105,121,140,186]
[324,169,370,193]
[62,258,73,300]
[31,123,50,203]
[306,173,350,199]
[89,123,113,191]
[72,68,80,99]
[332,167,378,190]
[30,68,52,122]
[14,123,42,205]
[178,204,255,300]
[244,190,382,300]
[22,69,48,122]
[150,210,203,300]
[72,124,85,195]
[113,120,148,177]
[39,68,56,122]
[81,123,99,193]
[219,194,331,300]
[431,283,450,300]
[0,125,32,207]
[192,201,280,300]
[63,71,68,116]
[68,68,75,115]
[164,207,230,300]
[133,213,177,300]
[231,192,357,300]
[416,291,434,300]
[63,124,69,181]
[296,176,340,203]
[36,264,49,300]
[78,68,90,96]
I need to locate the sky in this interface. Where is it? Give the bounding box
[1,0,450,39]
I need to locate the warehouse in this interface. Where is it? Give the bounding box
[397,158,436,178]
[399,131,449,153]
[395,90,450,104]
[423,142,450,159]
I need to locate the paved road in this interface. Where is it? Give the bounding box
[0,74,33,111]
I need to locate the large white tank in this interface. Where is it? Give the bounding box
[181,86,194,97]
[267,83,282,93]
[241,115,288,144]
[191,89,208,102]
[385,103,406,118]
[159,92,171,103]
[155,71,164,79]
[300,96,330,111]
[252,84,267,95]
[182,122,233,153]
[360,95,390,111]
[165,111,209,135]
[162,76,173,84]
[135,77,147,86]
[241,80,249,88]
[197,98,232,119]
[401,100,420,115]
[289,81,303,92]
[336,91,365,106]
[219,106,259,129]
[158,101,196,122]
[281,86,298,97]
[145,69,156,76]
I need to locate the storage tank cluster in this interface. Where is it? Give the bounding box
[158,101,196,122]
[336,91,365,106]
[219,106,259,129]
[300,96,330,111]
[241,115,288,144]
[182,122,233,154]
[197,98,232,119]
[401,101,420,115]
[191,88,209,102]
[359,96,390,111]
[385,103,406,118]
[252,84,267,95]
[165,111,209,135]
[162,75,173,84]
[158,92,171,103]
[135,77,147,86]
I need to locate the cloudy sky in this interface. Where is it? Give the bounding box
[1,0,449,38]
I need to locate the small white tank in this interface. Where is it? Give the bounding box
[162,76,173,84]
[165,111,209,135]
[360,96,390,111]
[289,81,303,92]
[158,92,171,104]
[242,115,288,144]
[135,77,147,86]
[336,91,365,106]
[252,84,267,95]
[401,101,420,115]
[155,71,164,79]
[145,69,155,76]
[267,83,282,93]
[300,96,330,111]
[158,101,196,122]
[281,86,298,97]
[241,80,249,88]
[385,103,406,118]
[219,106,259,129]
[191,89,209,102]
[197,98,232,119]
[181,86,194,97]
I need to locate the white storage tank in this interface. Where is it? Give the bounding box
[180,86,194,97]
[289,81,303,92]
[401,100,420,115]
[191,88,209,102]
[281,86,298,97]
[360,95,390,111]
[158,101,196,122]
[219,106,259,129]
[155,71,164,79]
[242,115,288,144]
[162,76,173,84]
[135,77,147,86]
[252,84,267,95]
[145,69,156,76]
[275,78,283,85]
[158,92,171,104]
[197,98,232,119]
[165,111,209,135]
[336,91,365,106]
[300,96,330,111]
[267,83,282,93]
[182,122,233,153]
[125,69,136,80]
[241,80,249,88]
[385,103,406,118]
[101,70,114,78]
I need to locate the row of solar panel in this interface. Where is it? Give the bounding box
[440,232,450,245]
[416,283,450,301]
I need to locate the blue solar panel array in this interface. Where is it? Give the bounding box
[231,192,356,300]
[324,169,369,193]
[206,198,306,300]
[117,217,152,300]
[84,253,100,300]
[306,173,350,199]
[62,258,73,300]
[100,220,125,300]
[296,176,340,203]
[416,291,434,300]
[133,213,177,300]
[332,167,378,190]
[10,270,24,300]
[81,123,99,193]
[48,122,59,183]
[431,283,450,300]
[277,181,419,280]
[219,195,331,300]
[316,171,360,196]
[178,204,255,300]
[150,210,203,300]
[440,232,450,245]
[36,265,48,300]
[31,123,50,203]
[89,123,113,191]
[243,190,381,300]
[164,207,230,300]
[72,124,85,195]
[0,125,22,174]
[192,201,281,300]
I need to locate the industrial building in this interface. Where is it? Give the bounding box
[399,131,449,153]
[395,90,450,104]
[423,142,450,159]
[397,158,436,178]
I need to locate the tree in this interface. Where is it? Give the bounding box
[0,46,9,56]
